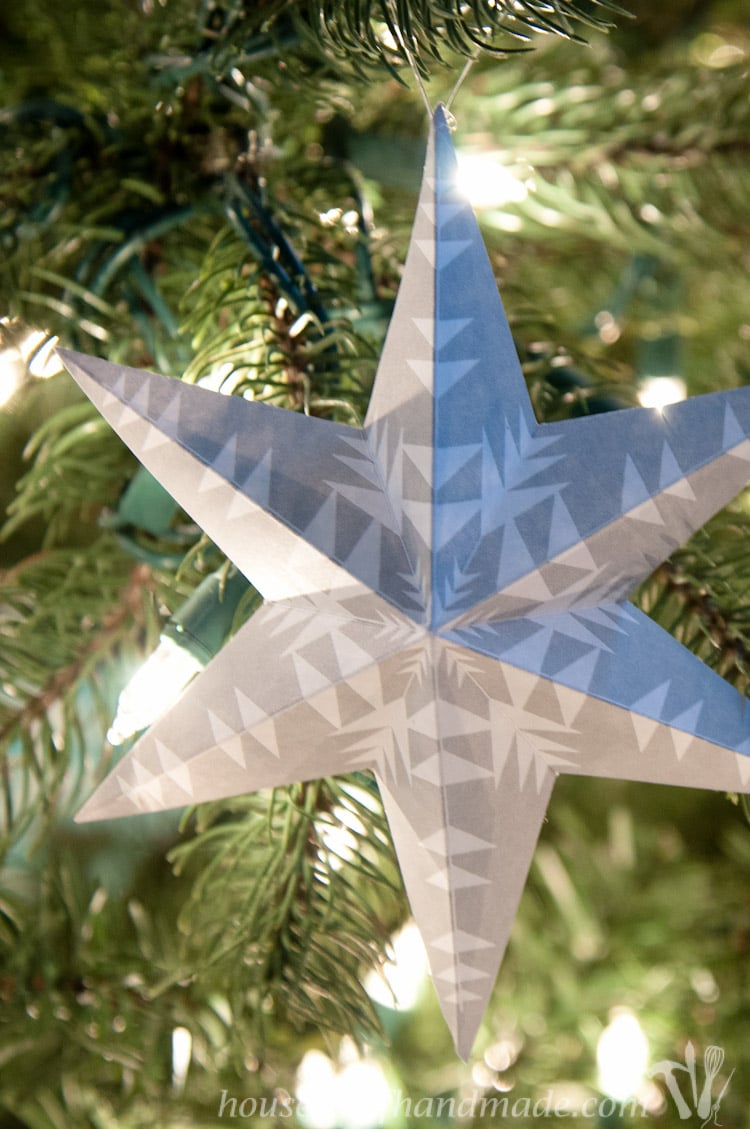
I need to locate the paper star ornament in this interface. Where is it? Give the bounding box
[60,106,750,1059]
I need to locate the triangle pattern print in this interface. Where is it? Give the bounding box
[60,106,750,1059]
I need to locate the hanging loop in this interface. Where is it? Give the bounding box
[387,0,433,117]
[445,52,478,114]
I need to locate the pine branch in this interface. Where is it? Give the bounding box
[456,54,750,263]
[187,0,632,85]
[170,777,405,1047]
[637,508,750,693]
[0,562,154,749]
[0,550,163,855]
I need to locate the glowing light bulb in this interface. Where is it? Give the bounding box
[364,921,428,1011]
[171,1026,192,1092]
[319,804,365,869]
[0,349,25,407]
[296,1050,339,1129]
[375,24,399,52]
[197,362,238,394]
[336,1060,392,1129]
[23,330,63,378]
[638,375,687,411]
[0,326,63,407]
[107,636,203,745]
[597,1009,649,1100]
[456,151,532,210]
[296,1048,392,1129]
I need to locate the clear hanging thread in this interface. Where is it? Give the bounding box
[445,53,478,115]
[389,14,432,117]
[387,2,477,126]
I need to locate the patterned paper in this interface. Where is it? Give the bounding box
[60,106,750,1059]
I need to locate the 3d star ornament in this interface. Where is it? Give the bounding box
[60,106,750,1059]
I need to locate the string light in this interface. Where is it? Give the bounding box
[171,1026,193,1092]
[107,636,203,746]
[363,921,428,1011]
[456,150,534,210]
[638,375,687,411]
[24,330,64,378]
[296,1043,392,1129]
[597,1009,649,1100]
[107,569,249,745]
[636,327,685,412]
[0,346,25,408]
[0,323,63,407]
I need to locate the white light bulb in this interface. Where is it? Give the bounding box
[0,326,64,407]
[364,921,428,1011]
[197,361,238,394]
[107,636,203,745]
[637,376,687,412]
[21,330,63,378]
[319,804,365,870]
[296,1049,392,1129]
[336,1060,392,1129]
[597,1009,649,1100]
[296,1050,339,1129]
[456,151,532,210]
[0,348,26,407]
[171,1026,192,1092]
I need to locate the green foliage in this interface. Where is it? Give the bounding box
[171,777,403,1042]
[462,53,750,263]
[136,0,632,88]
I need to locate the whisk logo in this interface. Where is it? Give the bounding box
[649,1043,733,1125]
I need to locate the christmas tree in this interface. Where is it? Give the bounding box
[1,1,749,1125]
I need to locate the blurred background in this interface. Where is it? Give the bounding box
[1,1,749,1125]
